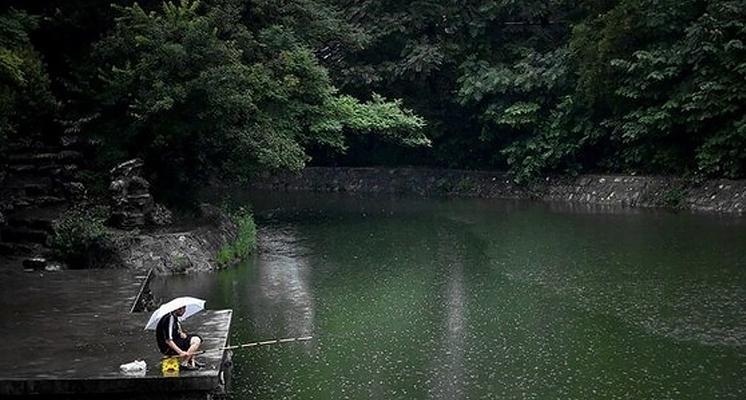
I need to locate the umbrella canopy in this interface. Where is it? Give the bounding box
[144,296,206,330]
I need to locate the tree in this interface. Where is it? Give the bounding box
[330,0,745,179]
[589,0,746,177]
[84,0,426,197]
[324,0,585,173]
[3,0,743,182]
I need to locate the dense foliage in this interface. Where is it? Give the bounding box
[1,0,744,184]
[0,9,55,149]
[571,0,746,178]
[326,0,745,180]
[86,0,426,192]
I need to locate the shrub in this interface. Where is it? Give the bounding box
[50,207,110,267]
[659,186,687,209]
[455,177,477,193]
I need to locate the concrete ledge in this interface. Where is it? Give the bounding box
[252,167,746,215]
[1,310,232,398]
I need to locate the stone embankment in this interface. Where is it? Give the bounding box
[253,167,746,215]
[104,159,237,275]
[1,153,238,274]
[110,204,238,275]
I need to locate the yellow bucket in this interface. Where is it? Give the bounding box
[161,357,180,374]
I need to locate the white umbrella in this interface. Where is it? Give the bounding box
[144,296,206,331]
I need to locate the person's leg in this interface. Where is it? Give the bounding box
[173,337,193,365]
[186,336,202,366]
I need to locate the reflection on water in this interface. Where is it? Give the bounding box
[252,226,315,338]
[155,191,746,399]
[431,229,466,400]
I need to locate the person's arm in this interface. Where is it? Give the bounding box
[179,320,188,339]
[166,339,189,357]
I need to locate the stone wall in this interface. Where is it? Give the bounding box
[110,205,239,274]
[252,167,746,215]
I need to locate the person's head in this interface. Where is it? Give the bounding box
[173,306,186,316]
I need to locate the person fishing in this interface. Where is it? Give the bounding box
[155,305,204,370]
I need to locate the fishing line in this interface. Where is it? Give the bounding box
[196,335,314,355]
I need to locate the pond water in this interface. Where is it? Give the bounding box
[153,192,746,399]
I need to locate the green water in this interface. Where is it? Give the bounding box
[153,192,746,399]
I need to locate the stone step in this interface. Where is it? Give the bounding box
[4,206,66,238]
[12,197,32,208]
[61,134,97,150]
[9,197,67,214]
[23,183,54,197]
[124,193,153,207]
[0,242,37,256]
[4,143,60,154]
[0,227,49,244]
[20,256,60,272]
[2,176,54,189]
[7,164,60,176]
[7,214,56,232]
[7,151,84,166]
[22,257,47,271]
[51,165,80,180]
[6,164,38,174]
[110,211,145,228]
[36,195,66,206]
[7,163,80,179]
[60,181,86,198]
[0,184,56,199]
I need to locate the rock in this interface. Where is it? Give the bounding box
[148,203,173,226]
[109,179,126,192]
[22,257,47,271]
[199,203,228,226]
[108,158,163,229]
[110,211,146,229]
[109,159,144,179]
[44,262,63,272]
[62,182,87,199]
[126,194,154,207]
[60,134,81,148]
[128,176,150,192]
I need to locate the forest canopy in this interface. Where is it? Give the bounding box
[1,0,744,188]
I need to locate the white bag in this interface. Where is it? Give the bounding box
[120,360,147,375]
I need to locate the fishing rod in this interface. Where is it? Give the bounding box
[223,335,313,350]
[191,335,314,356]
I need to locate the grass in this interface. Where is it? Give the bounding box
[216,207,256,267]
